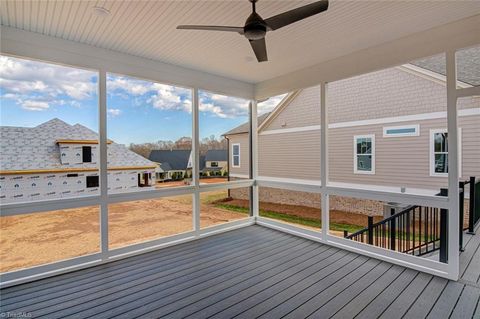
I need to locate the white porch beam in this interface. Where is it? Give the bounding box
[0,27,255,100]
[255,14,480,99]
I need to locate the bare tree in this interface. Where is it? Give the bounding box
[129,135,226,158]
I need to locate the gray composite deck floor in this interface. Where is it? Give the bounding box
[1,225,480,319]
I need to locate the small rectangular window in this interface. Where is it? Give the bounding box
[86,176,99,188]
[354,135,375,174]
[383,125,419,137]
[232,144,240,168]
[211,161,219,167]
[82,146,92,163]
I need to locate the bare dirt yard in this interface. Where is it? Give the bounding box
[0,183,379,273]
[0,190,245,273]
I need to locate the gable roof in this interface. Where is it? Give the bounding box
[205,150,227,162]
[149,149,191,171]
[0,118,155,172]
[222,112,271,136]
[222,91,297,137]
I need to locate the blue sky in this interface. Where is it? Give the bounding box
[0,56,285,145]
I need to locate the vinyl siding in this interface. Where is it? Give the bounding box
[260,68,477,129]
[228,135,250,177]
[259,131,321,181]
[263,86,320,131]
[461,115,480,179]
[327,67,448,123]
[329,115,479,190]
[227,115,479,191]
[225,66,479,189]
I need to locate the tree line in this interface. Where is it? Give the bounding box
[129,135,227,158]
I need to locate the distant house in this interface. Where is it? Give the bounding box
[203,150,228,176]
[224,56,480,215]
[149,149,228,181]
[149,150,192,181]
[0,119,157,204]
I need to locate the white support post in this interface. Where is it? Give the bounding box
[446,51,460,279]
[192,88,201,235]
[320,82,329,240]
[250,100,259,218]
[99,70,109,258]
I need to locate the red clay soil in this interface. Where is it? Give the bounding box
[155,177,228,188]
[222,198,383,226]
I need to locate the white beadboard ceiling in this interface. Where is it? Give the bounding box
[1,0,480,83]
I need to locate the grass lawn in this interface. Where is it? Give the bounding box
[215,203,365,234]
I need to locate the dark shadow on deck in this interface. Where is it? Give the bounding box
[1,225,480,318]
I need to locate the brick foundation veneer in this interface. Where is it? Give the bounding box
[229,187,384,216]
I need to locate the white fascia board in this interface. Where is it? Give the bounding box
[0,27,255,100]
[255,14,480,99]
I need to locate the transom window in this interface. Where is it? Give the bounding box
[383,125,419,137]
[232,144,240,168]
[354,135,375,174]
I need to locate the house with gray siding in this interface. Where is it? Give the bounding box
[225,57,480,215]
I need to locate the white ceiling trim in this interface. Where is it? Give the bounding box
[255,14,480,99]
[0,27,255,100]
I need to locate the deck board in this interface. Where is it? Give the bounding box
[1,225,480,319]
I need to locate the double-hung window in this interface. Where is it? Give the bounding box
[429,129,462,177]
[232,144,240,168]
[354,135,375,174]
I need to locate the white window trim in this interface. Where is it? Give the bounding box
[429,128,462,177]
[353,134,375,175]
[232,143,241,168]
[383,124,420,137]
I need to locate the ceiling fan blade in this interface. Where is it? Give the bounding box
[264,0,329,31]
[177,25,244,34]
[249,38,268,62]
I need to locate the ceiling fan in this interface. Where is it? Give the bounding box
[177,0,329,62]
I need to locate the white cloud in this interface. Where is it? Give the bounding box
[199,92,249,118]
[257,93,287,115]
[107,75,192,113]
[107,108,122,117]
[0,56,96,101]
[21,100,50,111]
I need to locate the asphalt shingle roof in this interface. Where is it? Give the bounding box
[205,150,227,162]
[223,112,271,136]
[149,150,191,171]
[412,47,480,86]
[0,118,154,171]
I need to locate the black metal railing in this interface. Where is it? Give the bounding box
[345,204,447,261]
[465,176,480,234]
[344,176,479,263]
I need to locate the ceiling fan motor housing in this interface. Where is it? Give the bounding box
[244,12,267,40]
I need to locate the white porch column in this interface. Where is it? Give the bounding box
[192,88,201,234]
[99,69,109,258]
[320,82,329,240]
[446,51,459,279]
[250,100,259,218]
